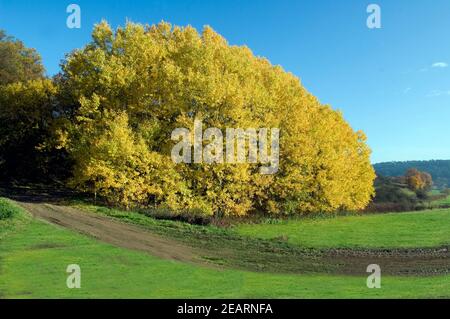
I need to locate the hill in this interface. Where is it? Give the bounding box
[374,160,450,188]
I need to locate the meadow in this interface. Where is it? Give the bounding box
[0,198,449,299]
[235,210,450,249]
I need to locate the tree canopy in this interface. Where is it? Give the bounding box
[405,168,433,192]
[0,30,45,85]
[53,21,375,215]
[0,30,56,180]
[0,23,375,215]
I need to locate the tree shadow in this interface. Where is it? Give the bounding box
[0,182,87,204]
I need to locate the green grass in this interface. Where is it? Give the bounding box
[433,195,450,207]
[235,209,450,249]
[0,198,22,239]
[0,199,449,298]
[429,189,442,196]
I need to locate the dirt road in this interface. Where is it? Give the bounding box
[18,202,203,265]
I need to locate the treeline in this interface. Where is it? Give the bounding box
[374,160,450,189]
[0,22,376,217]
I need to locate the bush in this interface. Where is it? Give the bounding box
[0,199,16,220]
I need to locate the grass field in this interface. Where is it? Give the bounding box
[433,195,450,207]
[0,198,449,298]
[235,210,450,249]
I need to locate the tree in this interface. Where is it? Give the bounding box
[405,168,433,192]
[0,30,59,181]
[0,30,44,85]
[0,79,57,180]
[55,21,375,215]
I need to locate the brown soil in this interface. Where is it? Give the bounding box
[322,247,449,276]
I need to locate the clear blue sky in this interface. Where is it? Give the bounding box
[1,0,450,163]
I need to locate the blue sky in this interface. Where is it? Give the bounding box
[1,0,449,163]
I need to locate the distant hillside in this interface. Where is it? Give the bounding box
[373,160,450,188]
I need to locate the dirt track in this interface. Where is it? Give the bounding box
[18,202,202,265]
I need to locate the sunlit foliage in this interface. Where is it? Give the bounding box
[55,21,375,215]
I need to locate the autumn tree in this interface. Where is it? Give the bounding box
[0,78,59,179]
[55,21,375,215]
[0,31,59,180]
[405,168,433,192]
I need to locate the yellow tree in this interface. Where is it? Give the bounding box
[406,168,433,192]
[56,21,375,215]
[0,79,56,178]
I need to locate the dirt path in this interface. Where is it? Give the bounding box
[18,202,203,265]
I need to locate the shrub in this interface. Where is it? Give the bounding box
[0,199,16,220]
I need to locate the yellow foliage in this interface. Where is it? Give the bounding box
[0,78,56,150]
[58,21,375,215]
[406,168,432,192]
